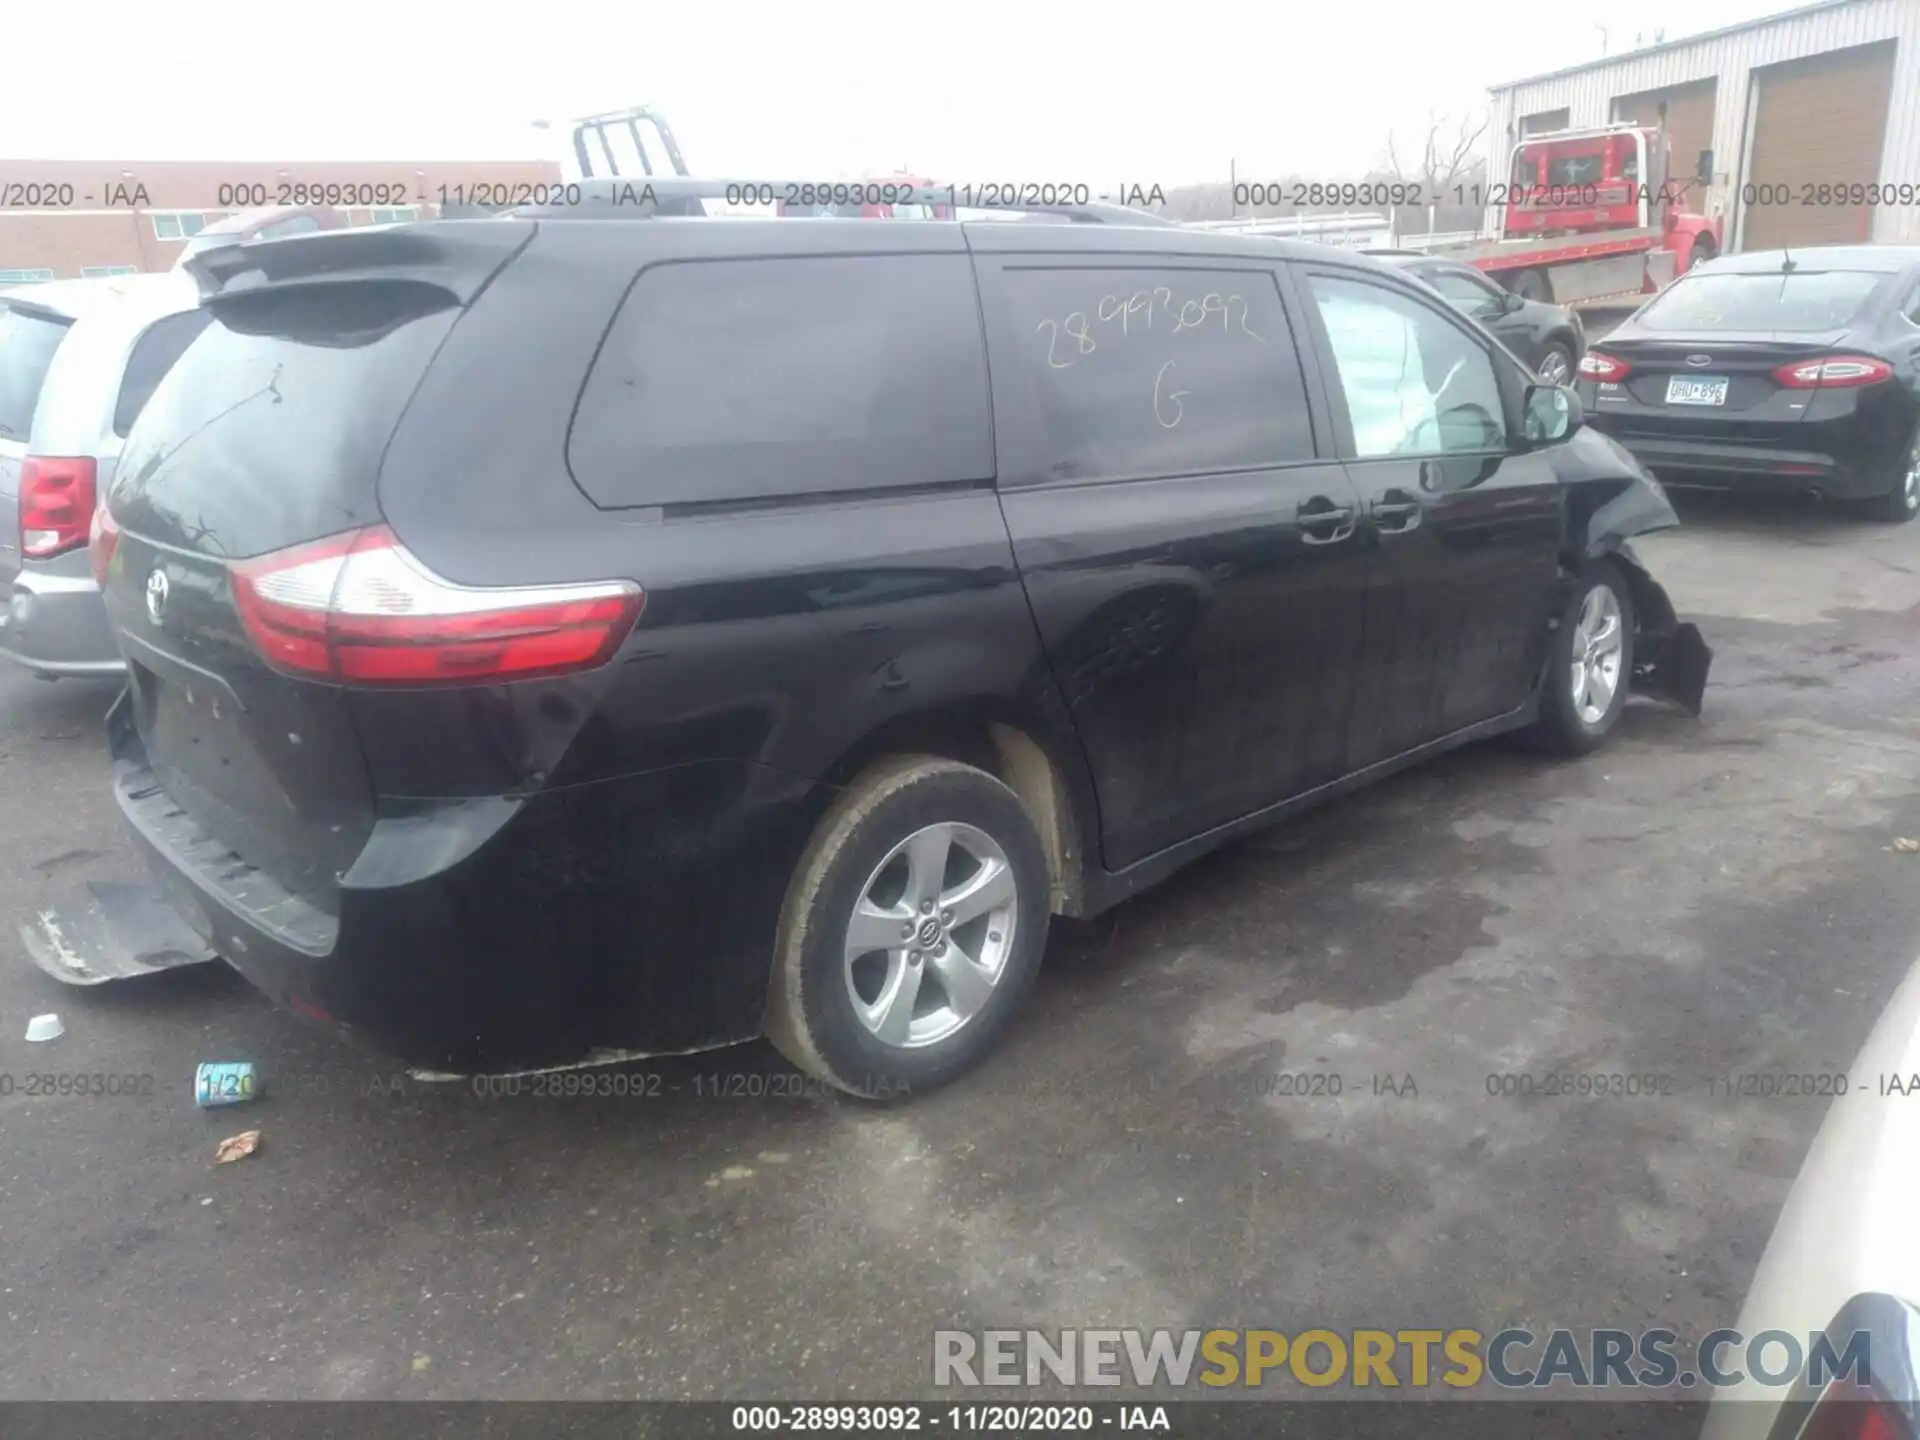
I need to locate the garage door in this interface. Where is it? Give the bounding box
[1612,79,1717,193]
[1742,41,1896,250]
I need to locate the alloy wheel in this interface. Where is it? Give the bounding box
[1538,348,1572,386]
[1569,585,1624,726]
[843,822,1019,1049]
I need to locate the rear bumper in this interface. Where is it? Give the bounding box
[0,565,124,676]
[1601,435,1883,498]
[1582,390,1910,503]
[106,691,827,1073]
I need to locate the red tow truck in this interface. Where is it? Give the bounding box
[1401,122,1723,311]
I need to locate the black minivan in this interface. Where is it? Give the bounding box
[78,195,1709,1095]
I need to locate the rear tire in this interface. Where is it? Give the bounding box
[1860,426,1920,524]
[764,756,1051,1099]
[1524,563,1635,756]
[1687,235,1718,270]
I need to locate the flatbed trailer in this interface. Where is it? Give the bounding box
[1379,123,1721,310]
[1447,226,1676,311]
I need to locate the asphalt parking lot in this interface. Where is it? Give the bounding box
[2,494,1920,1405]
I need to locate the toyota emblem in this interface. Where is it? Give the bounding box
[1685,354,1713,368]
[145,567,170,624]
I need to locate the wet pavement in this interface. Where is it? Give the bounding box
[1,493,1918,1401]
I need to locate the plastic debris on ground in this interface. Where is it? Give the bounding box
[24,1014,63,1043]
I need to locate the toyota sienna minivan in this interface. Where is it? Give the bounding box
[70,191,1711,1096]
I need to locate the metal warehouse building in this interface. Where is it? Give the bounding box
[1487,0,1920,251]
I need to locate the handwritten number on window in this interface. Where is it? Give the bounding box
[1153,361,1190,429]
[1036,318,1071,370]
[1037,283,1269,422]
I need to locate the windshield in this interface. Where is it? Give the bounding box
[1635,270,1887,332]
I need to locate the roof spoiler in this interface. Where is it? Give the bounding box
[182,220,537,306]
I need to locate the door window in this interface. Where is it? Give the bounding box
[989,266,1315,483]
[1306,274,1508,459]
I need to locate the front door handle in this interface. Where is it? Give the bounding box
[1370,489,1422,534]
[1298,498,1355,546]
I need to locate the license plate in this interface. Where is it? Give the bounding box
[1666,376,1729,406]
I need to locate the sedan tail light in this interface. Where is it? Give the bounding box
[1773,355,1894,389]
[1578,352,1631,381]
[230,526,645,686]
[1795,1383,1913,1440]
[19,456,98,560]
[89,504,119,588]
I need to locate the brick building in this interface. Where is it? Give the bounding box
[0,157,563,282]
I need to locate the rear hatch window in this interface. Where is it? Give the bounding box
[1635,271,1887,332]
[0,303,73,442]
[105,281,461,907]
[113,282,457,557]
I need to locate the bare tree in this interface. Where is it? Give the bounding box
[1384,110,1492,198]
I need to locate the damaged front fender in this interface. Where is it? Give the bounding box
[1613,545,1712,716]
[1553,427,1713,716]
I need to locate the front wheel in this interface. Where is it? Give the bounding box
[1524,564,1635,755]
[1536,340,1575,387]
[1859,426,1920,524]
[764,756,1051,1098]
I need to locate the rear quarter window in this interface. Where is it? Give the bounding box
[0,305,74,440]
[566,254,993,508]
[112,282,459,558]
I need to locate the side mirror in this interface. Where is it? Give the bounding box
[1501,289,1526,314]
[1522,382,1583,446]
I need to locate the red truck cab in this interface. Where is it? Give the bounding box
[1502,125,1722,272]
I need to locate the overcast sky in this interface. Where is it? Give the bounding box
[9,0,1792,184]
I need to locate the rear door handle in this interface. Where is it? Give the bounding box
[1297,498,1355,546]
[1370,489,1422,535]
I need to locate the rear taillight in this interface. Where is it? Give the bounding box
[1795,1381,1913,1440]
[1773,355,1894,389]
[19,456,98,560]
[89,504,119,588]
[229,526,644,686]
[1578,352,1630,381]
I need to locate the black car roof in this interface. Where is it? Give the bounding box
[180,204,1416,305]
[1702,245,1920,274]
